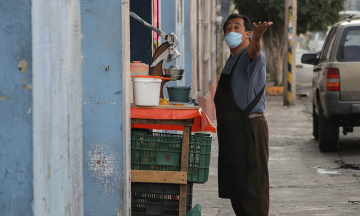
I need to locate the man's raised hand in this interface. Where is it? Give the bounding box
[252,21,273,39]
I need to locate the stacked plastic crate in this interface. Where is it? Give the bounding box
[131,131,212,215]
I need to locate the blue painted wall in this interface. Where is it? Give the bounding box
[175,0,185,87]
[81,1,126,215]
[184,0,192,88]
[161,0,184,98]
[0,1,33,215]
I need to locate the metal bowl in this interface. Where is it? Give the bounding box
[164,68,185,81]
[164,68,185,76]
[169,75,183,81]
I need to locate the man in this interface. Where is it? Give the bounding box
[214,14,273,216]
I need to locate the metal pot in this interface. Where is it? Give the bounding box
[166,86,191,102]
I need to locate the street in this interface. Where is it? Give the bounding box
[192,48,360,215]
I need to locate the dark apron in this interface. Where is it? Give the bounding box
[214,52,265,199]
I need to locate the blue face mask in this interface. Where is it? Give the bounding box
[225,32,243,48]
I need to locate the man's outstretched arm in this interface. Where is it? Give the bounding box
[247,21,273,60]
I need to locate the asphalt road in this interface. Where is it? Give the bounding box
[192,48,360,215]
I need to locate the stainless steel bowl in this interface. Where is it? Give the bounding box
[169,75,183,81]
[164,68,185,81]
[164,68,185,76]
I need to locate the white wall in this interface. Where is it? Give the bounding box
[32,1,84,215]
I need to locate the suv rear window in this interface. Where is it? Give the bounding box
[338,26,360,62]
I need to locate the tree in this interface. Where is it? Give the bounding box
[233,0,345,85]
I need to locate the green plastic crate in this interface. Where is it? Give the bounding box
[188,133,212,183]
[131,131,212,183]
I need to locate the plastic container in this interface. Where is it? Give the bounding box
[130,61,149,103]
[131,61,149,74]
[131,131,212,183]
[131,182,192,216]
[166,86,191,102]
[132,76,162,106]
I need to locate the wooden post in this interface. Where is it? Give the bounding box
[283,0,289,105]
[283,0,297,106]
[292,0,297,104]
[179,126,191,216]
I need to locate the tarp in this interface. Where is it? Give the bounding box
[131,108,216,133]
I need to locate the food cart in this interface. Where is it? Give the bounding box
[131,105,215,216]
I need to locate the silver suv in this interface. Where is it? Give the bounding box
[301,15,360,152]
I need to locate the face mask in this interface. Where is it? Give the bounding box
[225,32,243,48]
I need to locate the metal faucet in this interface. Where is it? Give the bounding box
[130,12,180,68]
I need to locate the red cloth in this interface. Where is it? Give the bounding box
[131,108,216,133]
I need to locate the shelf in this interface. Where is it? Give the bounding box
[131,170,187,184]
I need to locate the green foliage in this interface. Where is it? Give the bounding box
[297,0,345,33]
[233,0,345,34]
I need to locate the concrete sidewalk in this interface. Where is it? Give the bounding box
[192,95,360,215]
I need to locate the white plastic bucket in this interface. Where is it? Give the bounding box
[132,76,162,106]
[130,61,149,103]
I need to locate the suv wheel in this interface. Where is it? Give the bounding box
[313,103,319,140]
[318,103,339,152]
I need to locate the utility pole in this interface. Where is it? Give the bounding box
[283,0,297,106]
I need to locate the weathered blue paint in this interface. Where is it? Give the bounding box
[81,1,126,215]
[160,0,176,49]
[32,1,84,215]
[130,0,152,74]
[161,0,187,98]
[175,0,185,87]
[0,1,33,215]
[184,0,192,88]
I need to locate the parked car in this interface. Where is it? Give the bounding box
[301,15,360,152]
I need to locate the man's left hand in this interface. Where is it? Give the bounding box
[252,21,273,39]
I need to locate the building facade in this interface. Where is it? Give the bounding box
[1,0,226,215]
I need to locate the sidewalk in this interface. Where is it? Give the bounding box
[191,96,295,216]
[192,95,360,215]
[191,118,232,216]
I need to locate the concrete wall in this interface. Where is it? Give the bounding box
[2,0,131,215]
[184,0,193,90]
[160,0,187,98]
[0,1,33,215]
[175,0,185,87]
[32,0,84,215]
[195,0,219,121]
[81,0,131,215]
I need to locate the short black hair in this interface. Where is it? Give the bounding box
[223,13,252,34]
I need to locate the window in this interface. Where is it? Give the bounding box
[337,26,360,62]
[319,28,337,63]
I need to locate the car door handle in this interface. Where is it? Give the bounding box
[313,68,321,72]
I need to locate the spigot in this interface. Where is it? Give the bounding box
[130,12,180,67]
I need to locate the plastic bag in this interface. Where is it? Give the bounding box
[184,203,201,216]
